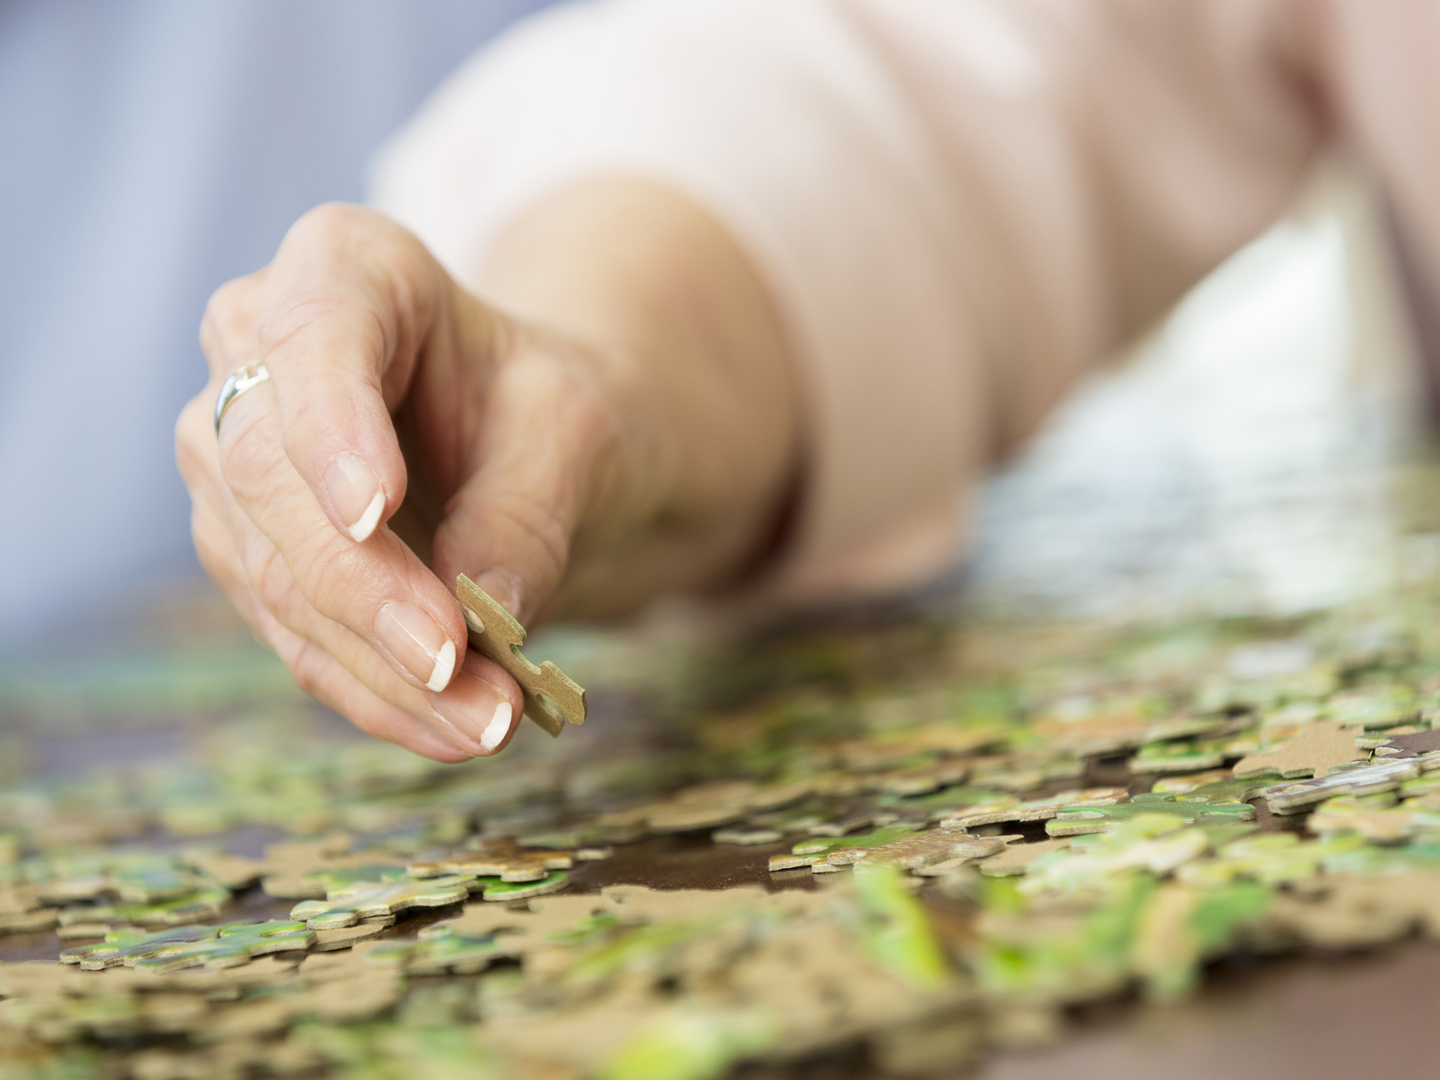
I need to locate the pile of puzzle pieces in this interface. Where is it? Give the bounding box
[11,582,1440,1077]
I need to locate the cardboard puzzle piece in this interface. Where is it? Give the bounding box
[366,920,503,974]
[769,825,921,872]
[457,574,586,736]
[439,892,631,951]
[131,921,316,974]
[1325,686,1420,730]
[713,828,785,846]
[1131,879,1271,1002]
[59,924,219,970]
[1174,832,1362,888]
[1259,754,1440,815]
[977,838,1071,877]
[1150,772,1272,803]
[291,876,472,929]
[844,831,1019,875]
[311,922,388,952]
[1046,798,1254,837]
[873,758,972,797]
[407,839,572,883]
[1307,795,1440,842]
[57,887,231,929]
[1232,720,1368,779]
[481,870,570,902]
[1020,818,1216,897]
[1264,872,1440,949]
[878,786,1019,821]
[806,811,882,838]
[969,753,1085,793]
[1128,740,1228,775]
[626,780,813,835]
[938,788,1126,829]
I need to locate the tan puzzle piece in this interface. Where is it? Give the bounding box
[407,839,573,883]
[1232,719,1367,779]
[456,574,587,737]
[976,838,1072,877]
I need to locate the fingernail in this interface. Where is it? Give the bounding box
[325,452,385,542]
[481,701,513,751]
[474,569,523,619]
[375,601,456,692]
[433,670,514,754]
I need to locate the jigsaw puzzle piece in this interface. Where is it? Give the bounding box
[291,875,473,929]
[456,574,587,736]
[130,921,316,973]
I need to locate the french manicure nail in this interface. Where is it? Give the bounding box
[433,669,513,753]
[481,701,513,751]
[324,452,385,542]
[375,601,456,692]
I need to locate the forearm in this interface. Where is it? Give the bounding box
[473,178,802,616]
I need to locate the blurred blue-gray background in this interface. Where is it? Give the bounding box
[0,0,553,644]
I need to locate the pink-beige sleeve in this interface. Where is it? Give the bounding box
[369,0,1430,605]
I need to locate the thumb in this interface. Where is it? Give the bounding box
[429,339,626,625]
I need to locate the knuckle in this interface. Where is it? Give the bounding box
[244,539,298,617]
[255,290,351,359]
[282,639,326,699]
[217,407,283,501]
[199,275,262,369]
[298,535,381,624]
[289,202,373,249]
[490,490,571,582]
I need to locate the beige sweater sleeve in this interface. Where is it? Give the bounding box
[370,0,1435,605]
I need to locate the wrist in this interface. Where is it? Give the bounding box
[474,177,802,606]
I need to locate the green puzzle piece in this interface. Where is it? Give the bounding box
[1047,797,1254,837]
[878,786,1017,814]
[852,865,951,990]
[130,920,315,973]
[367,923,502,974]
[291,875,473,929]
[482,871,570,902]
[1174,832,1365,888]
[1021,816,1235,897]
[770,825,921,871]
[59,924,218,970]
[1319,838,1440,875]
[1128,740,1228,775]
[58,887,231,929]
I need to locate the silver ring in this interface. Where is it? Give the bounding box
[214,361,271,434]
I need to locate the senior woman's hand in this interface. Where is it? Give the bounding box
[176,181,798,761]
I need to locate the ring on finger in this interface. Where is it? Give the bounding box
[214,361,271,435]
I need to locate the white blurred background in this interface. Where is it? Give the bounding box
[963,160,1430,623]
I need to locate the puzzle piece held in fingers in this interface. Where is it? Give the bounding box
[457,574,587,737]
